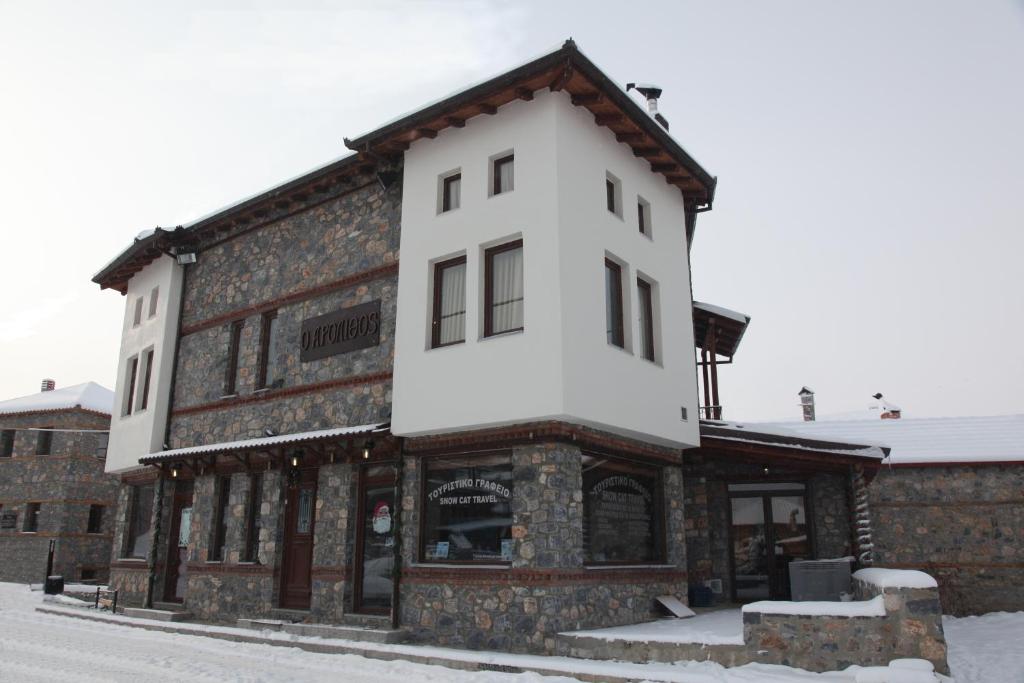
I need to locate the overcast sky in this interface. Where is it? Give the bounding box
[1,1,1021,421]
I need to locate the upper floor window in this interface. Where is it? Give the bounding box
[224,320,244,395]
[605,259,625,348]
[243,473,263,563]
[148,287,159,318]
[431,256,467,348]
[36,427,54,455]
[23,502,41,532]
[440,171,461,213]
[637,277,656,362]
[96,432,109,459]
[132,297,144,327]
[484,240,524,337]
[139,348,155,410]
[491,153,514,196]
[257,311,281,390]
[87,504,104,534]
[122,356,138,416]
[1,430,14,457]
[605,172,622,218]
[637,196,651,237]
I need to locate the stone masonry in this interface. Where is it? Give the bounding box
[869,463,1024,615]
[0,408,116,584]
[399,442,689,654]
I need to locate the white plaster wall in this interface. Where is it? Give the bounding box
[105,255,183,473]
[554,92,700,448]
[391,89,700,448]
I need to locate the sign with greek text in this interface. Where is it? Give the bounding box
[300,300,381,362]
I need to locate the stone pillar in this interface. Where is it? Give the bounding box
[311,462,356,621]
[510,443,584,570]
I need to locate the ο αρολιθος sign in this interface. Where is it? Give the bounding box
[300,300,381,362]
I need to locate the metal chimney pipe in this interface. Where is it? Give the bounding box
[40,379,55,392]
[798,387,816,422]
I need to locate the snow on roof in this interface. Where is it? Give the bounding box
[700,420,888,460]
[0,382,114,417]
[756,414,1024,465]
[140,422,389,463]
[692,301,750,325]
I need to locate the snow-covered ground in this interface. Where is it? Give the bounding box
[0,582,1021,682]
[566,610,744,645]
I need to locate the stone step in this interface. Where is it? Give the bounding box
[236,618,289,632]
[268,608,311,623]
[282,622,407,644]
[121,607,193,622]
[152,601,188,612]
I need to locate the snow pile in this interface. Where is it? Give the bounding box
[742,595,887,618]
[944,611,1024,683]
[0,382,114,416]
[854,658,938,683]
[563,610,744,645]
[853,568,937,590]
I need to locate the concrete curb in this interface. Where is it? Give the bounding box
[33,606,656,682]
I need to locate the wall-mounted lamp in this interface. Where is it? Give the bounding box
[170,462,181,478]
[290,450,304,468]
[762,464,770,475]
[362,440,375,460]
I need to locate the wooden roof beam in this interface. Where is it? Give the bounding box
[615,132,644,143]
[549,64,574,92]
[632,147,661,159]
[650,162,677,173]
[478,103,497,115]
[446,116,466,128]
[595,113,624,126]
[571,92,603,106]
[515,87,534,101]
[416,128,437,140]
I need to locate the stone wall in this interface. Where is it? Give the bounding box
[868,464,1024,615]
[399,443,689,654]
[0,409,117,584]
[557,571,949,675]
[310,462,356,623]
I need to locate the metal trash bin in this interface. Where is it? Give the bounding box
[788,560,851,601]
[44,575,64,595]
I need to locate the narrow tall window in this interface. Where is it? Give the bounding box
[139,348,155,410]
[36,427,53,455]
[605,172,622,217]
[637,197,651,236]
[637,277,656,362]
[149,287,159,318]
[243,473,263,562]
[484,240,524,337]
[431,256,467,347]
[133,297,144,327]
[96,432,109,458]
[224,320,244,395]
[492,154,514,195]
[605,259,624,348]
[123,356,138,416]
[257,311,280,389]
[87,505,104,534]
[23,503,41,532]
[125,484,154,558]
[441,173,461,212]
[209,476,231,561]
[1,430,14,457]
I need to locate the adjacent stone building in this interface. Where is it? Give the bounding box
[0,381,117,584]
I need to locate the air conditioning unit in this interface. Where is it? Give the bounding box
[788,560,852,602]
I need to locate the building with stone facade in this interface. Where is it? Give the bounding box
[0,381,117,584]
[90,40,969,657]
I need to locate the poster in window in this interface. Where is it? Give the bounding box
[583,456,661,564]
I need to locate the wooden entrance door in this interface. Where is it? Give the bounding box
[163,480,194,602]
[353,464,397,614]
[280,468,318,610]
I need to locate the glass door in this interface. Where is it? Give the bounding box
[729,483,811,601]
[354,465,397,613]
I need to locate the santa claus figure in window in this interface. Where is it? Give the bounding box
[372,500,391,535]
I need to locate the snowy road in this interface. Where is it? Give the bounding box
[1,582,1022,682]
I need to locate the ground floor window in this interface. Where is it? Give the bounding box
[421,452,513,563]
[582,454,664,564]
[125,484,154,558]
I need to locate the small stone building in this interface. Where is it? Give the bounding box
[0,381,118,584]
[760,413,1024,616]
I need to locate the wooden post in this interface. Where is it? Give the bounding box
[709,324,721,420]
